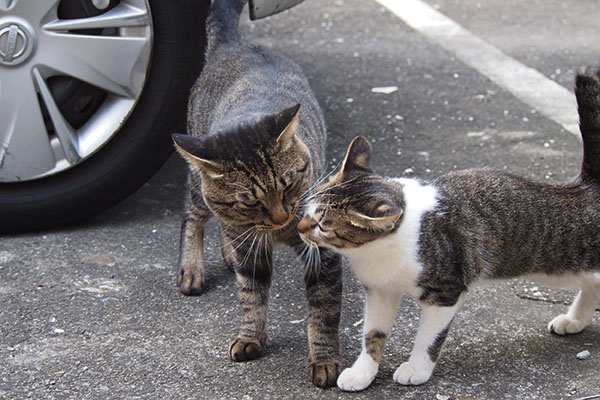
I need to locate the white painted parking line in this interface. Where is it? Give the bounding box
[374,0,580,135]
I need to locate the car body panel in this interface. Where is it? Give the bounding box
[248,0,304,20]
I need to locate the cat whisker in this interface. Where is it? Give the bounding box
[303,161,342,195]
[221,227,257,263]
[301,243,321,279]
[296,243,311,268]
[223,231,253,255]
[240,232,260,291]
[251,233,261,290]
[300,162,348,199]
[240,231,259,271]
[221,225,256,250]
[301,176,363,204]
[253,232,264,271]
[301,202,334,212]
[248,231,272,291]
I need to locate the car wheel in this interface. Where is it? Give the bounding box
[0,0,208,233]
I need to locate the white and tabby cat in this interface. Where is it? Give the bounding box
[298,67,600,391]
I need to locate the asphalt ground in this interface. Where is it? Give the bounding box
[1,0,599,399]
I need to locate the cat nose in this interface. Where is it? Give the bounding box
[297,216,311,234]
[268,204,289,226]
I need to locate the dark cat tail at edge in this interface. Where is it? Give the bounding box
[575,66,600,184]
[205,0,248,57]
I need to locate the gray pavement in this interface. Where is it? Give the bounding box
[1,0,599,399]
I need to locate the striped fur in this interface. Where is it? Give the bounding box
[172,0,342,388]
[300,68,600,391]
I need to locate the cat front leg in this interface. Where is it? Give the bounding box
[177,182,211,295]
[337,288,402,392]
[394,298,463,386]
[228,233,273,362]
[548,273,600,335]
[219,224,239,272]
[303,247,343,388]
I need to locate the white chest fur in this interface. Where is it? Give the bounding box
[341,178,438,295]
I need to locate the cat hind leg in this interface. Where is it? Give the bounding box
[548,273,600,335]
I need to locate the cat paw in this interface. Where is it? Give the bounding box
[309,359,342,388]
[228,337,264,361]
[177,266,204,296]
[548,314,588,335]
[337,367,376,392]
[393,361,433,386]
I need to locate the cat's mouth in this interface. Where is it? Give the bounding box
[297,216,320,247]
[299,233,319,248]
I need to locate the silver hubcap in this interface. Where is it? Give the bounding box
[0,0,153,182]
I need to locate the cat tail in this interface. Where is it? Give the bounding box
[205,0,248,57]
[575,67,600,184]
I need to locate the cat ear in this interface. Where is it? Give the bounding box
[347,206,403,232]
[172,134,225,178]
[340,136,372,176]
[275,104,301,151]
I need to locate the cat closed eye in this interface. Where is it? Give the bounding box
[315,224,333,235]
[321,220,333,228]
[297,161,310,173]
[283,195,297,207]
[286,179,302,192]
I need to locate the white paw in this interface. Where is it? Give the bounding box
[393,361,433,386]
[548,314,588,335]
[337,367,376,392]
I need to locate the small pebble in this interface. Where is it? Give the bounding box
[576,350,591,360]
[371,86,398,94]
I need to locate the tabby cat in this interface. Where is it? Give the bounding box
[298,67,600,391]
[172,0,343,387]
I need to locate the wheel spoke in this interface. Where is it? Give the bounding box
[0,70,56,181]
[32,67,81,164]
[42,3,149,32]
[39,16,151,98]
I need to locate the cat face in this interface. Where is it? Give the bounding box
[174,104,312,230]
[298,136,404,249]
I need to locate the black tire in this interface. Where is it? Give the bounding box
[0,0,209,233]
